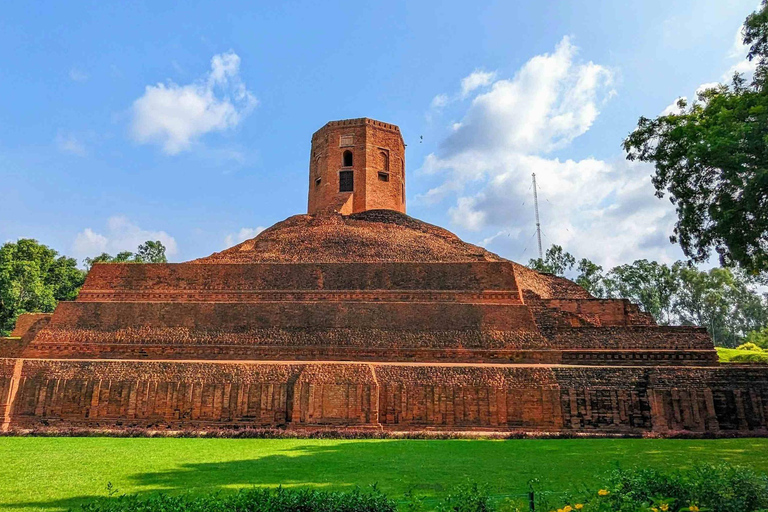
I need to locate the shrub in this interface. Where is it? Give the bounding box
[77,486,397,512]
[74,464,768,512]
[735,342,763,352]
[546,463,768,512]
[436,483,494,512]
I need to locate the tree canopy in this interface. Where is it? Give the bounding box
[528,244,768,347]
[84,240,168,269]
[1,239,170,336]
[0,239,86,336]
[623,2,768,275]
[528,245,576,276]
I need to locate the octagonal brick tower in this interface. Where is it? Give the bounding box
[308,118,406,215]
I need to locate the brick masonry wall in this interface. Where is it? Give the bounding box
[43,302,538,331]
[79,262,521,296]
[10,313,53,338]
[539,299,654,327]
[1,358,766,434]
[308,119,405,215]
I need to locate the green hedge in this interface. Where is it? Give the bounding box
[79,486,396,512]
[73,464,768,512]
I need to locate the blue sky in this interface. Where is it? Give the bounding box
[0,0,758,267]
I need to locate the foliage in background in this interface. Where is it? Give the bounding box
[0,239,168,336]
[745,326,768,349]
[529,244,768,347]
[84,240,168,269]
[528,245,576,277]
[623,2,768,275]
[604,260,680,325]
[0,239,85,336]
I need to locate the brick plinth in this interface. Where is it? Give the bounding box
[1,358,766,434]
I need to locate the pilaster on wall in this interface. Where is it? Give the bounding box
[1,359,767,435]
[1,358,23,432]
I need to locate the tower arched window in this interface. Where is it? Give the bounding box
[342,150,353,167]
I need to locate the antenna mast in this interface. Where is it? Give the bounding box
[532,173,543,260]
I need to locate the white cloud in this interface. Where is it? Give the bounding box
[73,229,107,255]
[723,25,757,81]
[429,70,498,115]
[224,226,265,247]
[430,37,613,164]
[431,94,449,109]
[460,69,497,97]
[130,51,257,155]
[660,96,687,116]
[68,68,88,82]
[419,36,684,268]
[55,133,87,156]
[73,216,178,260]
[695,82,721,95]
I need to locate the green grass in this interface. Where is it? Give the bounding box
[1,438,768,512]
[717,347,768,363]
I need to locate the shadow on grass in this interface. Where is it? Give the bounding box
[7,438,768,511]
[6,441,452,511]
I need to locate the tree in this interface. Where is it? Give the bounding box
[0,239,85,336]
[136,240,167,263]
[745,327,768,349]
[528,245,576,276]
[674,266,768,347]
[84,241,167,269]
[528,244,768,343]
[623,2,768,275]
[604,260,681,325]
[575,258,607,297]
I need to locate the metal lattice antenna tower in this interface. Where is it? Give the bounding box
[532,173,543,260]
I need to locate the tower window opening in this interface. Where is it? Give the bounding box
[380,151,389,172]
[315,177,321,186]
[339,170,354,192]
[378,172,390,182]
[342,150,353,167]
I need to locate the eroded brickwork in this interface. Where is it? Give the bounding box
[2,117,764,435]
[1,359,766,434]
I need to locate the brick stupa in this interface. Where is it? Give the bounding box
[2,118,768,435]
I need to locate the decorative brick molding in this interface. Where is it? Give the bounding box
[4,118,762,435]
[1,359,766,434]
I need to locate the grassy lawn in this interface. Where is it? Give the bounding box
[1,437,768,511]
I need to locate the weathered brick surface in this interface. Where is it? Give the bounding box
[3,118,757,435]
[79,262,522,302]
[2,359,766,434]
[10,313,52,338]
[308,119,405,215]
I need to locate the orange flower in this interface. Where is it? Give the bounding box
[563,506,573,512]
[598,489,610,496]
[660,504,669,511]
[688,506,700,512]
[574,505,583,510]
